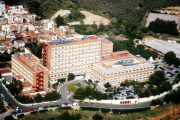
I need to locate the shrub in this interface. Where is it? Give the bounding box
[17,114,24,118]
[39,109,48,113]
[30,111,38,114]
[151,99,163,106]
[80,107,99,111]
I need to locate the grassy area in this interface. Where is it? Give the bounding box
[67,83,84,92]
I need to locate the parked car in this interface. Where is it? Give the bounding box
[16,107,19,111]
[29,109,34,112]
[38,107,43,110]
[24,110,29,112]
[11,106,14,109]
[1,94,4,98]
[6,106,11,109]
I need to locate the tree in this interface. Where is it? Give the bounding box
[68,73,75,81]
[149,71,166,86]
[151,99,162,106]
[58,78,66,83]
[55,15,66,27]
[35,16,40,21]
[92,113,103,120]
[104,82,111,88]
[61,111,71,120]
[148,18,179,36]
[138,3,143,7]
[69,14,72,19]
[6,79,23,96]
[161,81,172,91]
[44,91,61,101]
[75,113,81,120]
[4,115,15,120]
[164,51,176,64]
[98,23,105,32]
[141,27,149,33]
[34,93,43,103]
[23,18,27,23]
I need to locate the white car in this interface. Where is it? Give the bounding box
[61,104,67,107]
[67,104,72,106]
[16,107,19,111]
[1,94,4,98]
[38,107,43,110]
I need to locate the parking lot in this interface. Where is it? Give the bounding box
[145,39,180,57]
[114,87,139,100]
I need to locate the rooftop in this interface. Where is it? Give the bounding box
[101,51,134,61]
[101,38,113,45]
[94,61,153,73]
[13,53,48,73]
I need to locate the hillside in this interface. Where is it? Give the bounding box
[70,0,180,27]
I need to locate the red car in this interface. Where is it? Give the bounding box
[29,109,34,112]
[24,110,29,112]
[6,106,11,109]
[11,106,14,109]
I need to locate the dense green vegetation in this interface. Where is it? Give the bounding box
[92,113,103,120]
[149,71,165,86]
[67,73,75,81]
[110,38,158,60]
[149,18,179,36]
[71,25,98,35]
[151,99,163,106]
[71,0,180,26]
[164,51,180,67]
[65,10,85,22]
[164,89,180,104]
[73,86,113,100]
[55,15,66,27]
[6,79,23,96]
[25,42,42,59]
[15,0,67,18]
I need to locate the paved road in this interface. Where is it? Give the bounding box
[0,78,169,119]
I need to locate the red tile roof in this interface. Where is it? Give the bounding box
[49,32,56,36]
[0,69,12,74]
[3,41,12,46]
[5,38,11,41]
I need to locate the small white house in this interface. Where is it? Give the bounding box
[14,40,25,50]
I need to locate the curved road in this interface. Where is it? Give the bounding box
[0,80,153,119]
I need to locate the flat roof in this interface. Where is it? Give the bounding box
[0,69,12,74]
[93,61,153,73]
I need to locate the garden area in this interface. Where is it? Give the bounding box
[67,83,84,92]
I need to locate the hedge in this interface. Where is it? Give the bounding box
[151,99,163,106]
[39,109,48,113]
[80,107,99,111]
[17,114,24,118]
[30,111,38,114]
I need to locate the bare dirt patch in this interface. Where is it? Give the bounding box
[50,9,70,20]
[68,11,110,26]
